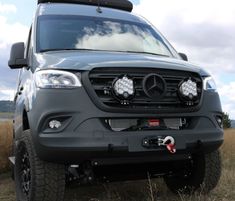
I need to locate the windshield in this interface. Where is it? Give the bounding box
[37,15,174,57]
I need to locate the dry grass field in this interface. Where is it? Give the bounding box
[0,121,13,173]
[0,121,234,201]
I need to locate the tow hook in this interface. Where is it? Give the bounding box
[143,136,176,154]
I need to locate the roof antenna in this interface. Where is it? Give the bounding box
[96,0,103,13]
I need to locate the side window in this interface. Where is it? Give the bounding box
[25,26,32,59]
[17,69,23,88]
[14,69,23,101]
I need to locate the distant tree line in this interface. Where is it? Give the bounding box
[0,100,14,113]
[222,112,231,128]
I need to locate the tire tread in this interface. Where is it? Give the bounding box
[15,130,65,201]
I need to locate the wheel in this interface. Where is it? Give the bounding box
[164,150,222,194]
[15,130,65,201]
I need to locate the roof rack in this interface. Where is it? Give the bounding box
[38,0,133,12]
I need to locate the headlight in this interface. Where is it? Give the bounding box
[203,76,217,91]
[35,70,82,88]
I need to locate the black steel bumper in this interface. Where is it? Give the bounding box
[27,87,223,165]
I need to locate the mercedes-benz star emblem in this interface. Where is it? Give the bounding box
[143,74,166,99]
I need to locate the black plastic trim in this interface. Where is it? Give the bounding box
[38,0,133,12]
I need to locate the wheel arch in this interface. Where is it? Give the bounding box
[23,109,30,131]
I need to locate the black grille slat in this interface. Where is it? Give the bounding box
[132,100,180,105]
[88,68,203,111]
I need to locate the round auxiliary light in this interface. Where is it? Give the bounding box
[179,78,198,100]
[49,120,62,129]
[113,75,135,100]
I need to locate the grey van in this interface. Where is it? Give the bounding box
[8,1,223,201]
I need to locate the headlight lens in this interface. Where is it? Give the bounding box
[35,70,82,88]
[203,76,217,91]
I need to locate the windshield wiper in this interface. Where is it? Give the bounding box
[124,51,170,57]
[39,49,170,57]
[39,48,98,53]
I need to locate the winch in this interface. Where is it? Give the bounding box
[143,136,176,154]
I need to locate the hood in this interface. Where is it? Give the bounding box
[33,50,208,76]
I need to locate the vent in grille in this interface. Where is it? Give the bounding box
[86,68,203,112]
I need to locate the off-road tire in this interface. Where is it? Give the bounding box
[15,130,65,201]
[164,150,221,194]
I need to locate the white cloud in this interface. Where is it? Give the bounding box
[0,16,28,49]
[0,2,17,13]
[0,89,15,100]
[134,0,235,118]
[0,84,15,100]
[218,82,235,118]
[219,82,235,102]
[134,0,235,26]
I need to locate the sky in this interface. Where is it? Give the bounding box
[0,0,235,118]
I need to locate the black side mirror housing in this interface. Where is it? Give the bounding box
[179,53,188,61]
[8,42,28,69]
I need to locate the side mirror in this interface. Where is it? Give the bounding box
[179,53,188,61]
[8,42,28,69]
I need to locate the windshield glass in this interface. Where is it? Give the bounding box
[37,15,174,57]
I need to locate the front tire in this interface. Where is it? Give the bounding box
[15,130,65,201]
[164,150,222,194]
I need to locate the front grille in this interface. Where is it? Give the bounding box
[86,68,203,112]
